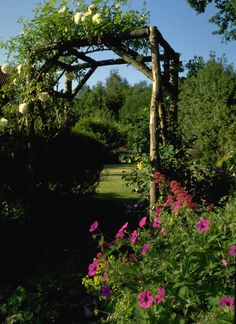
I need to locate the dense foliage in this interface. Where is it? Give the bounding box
[177,55,236,202]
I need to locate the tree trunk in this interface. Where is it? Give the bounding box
[149,27,161,216]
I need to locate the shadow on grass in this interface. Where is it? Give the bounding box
[95,191,138,203]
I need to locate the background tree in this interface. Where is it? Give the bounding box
[186,0,236,41]
[104,69,129,118]
[178,54,236,201]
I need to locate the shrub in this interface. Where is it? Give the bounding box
[0,130,105,199]
[72,116,125,163]
[82,174,235,323]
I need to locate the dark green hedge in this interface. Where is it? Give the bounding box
[0,131,105,199]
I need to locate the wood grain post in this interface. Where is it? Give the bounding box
[149,27,161,216]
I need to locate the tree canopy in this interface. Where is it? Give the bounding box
[178,54,236,169]
[186,0,236,41]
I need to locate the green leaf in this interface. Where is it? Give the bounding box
[178,286,189,299]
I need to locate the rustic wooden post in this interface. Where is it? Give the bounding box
[169,54,180,126]
[149,26,161,216]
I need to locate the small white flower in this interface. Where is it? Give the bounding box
[74,12,83,24]
[81,15,86,22]
[1,64,10,74]
[19,103,29,114]
[58,6,67,14]
[115,3,120,9]
[65,72,74,81]
[38,92,50,103]
[17,64,23,75]
[92,13,102,24]
[84,10,92,17]
[0,118,8,128]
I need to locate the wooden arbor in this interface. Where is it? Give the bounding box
[32,26,179,213]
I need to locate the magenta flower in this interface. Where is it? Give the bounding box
[163,194,174,207]
[89,220,99,232]
[173,200,181,212]
[155,207,161,215]
[169,180,178,191]
[139,216,147,228]
[196,219,211,232]
[220,259,228,267]
[152,217,161,228]
[156,287,165,304]
[229,245,236,256]
[115,221,128,239]
[161,227,167,236]
[102,275,108,282]
[130,230,138,244]
[141,242,150,255]
[88,260,99,276]
[101,286,111,298]
[138,290,154,308]
[219,296,235,310]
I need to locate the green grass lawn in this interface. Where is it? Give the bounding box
[96,164,138,202]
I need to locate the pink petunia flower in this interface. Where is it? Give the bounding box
[130,230,138,244]
[152,217,161,228]
[89,220,99,232]
[141,242,150,255]
[220,259,228,267]
[173,200,181,213]
[88,260,99,276]
[115,222,128,239]
[161,227,167,236]
[196,219,211,232]
[163,194,174,207]
[102,275,108,282]
[219,296,235,310]
[138,290,154,308]
[156,287,165,304]
[229,245,236,256]
[139,217,147,228]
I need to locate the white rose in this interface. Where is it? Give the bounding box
[1,64,10,74]
[19,103,29,114]
[0,118,8,128]
[92,13,102,24]
[58,6,67,14]
[84,11,92,17]
[74,12,83,24]
[38,92,50,103]
[17,64,23,75]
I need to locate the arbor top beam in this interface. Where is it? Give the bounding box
[33,26,179,60]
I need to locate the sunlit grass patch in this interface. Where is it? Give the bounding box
[96,164,138,202]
